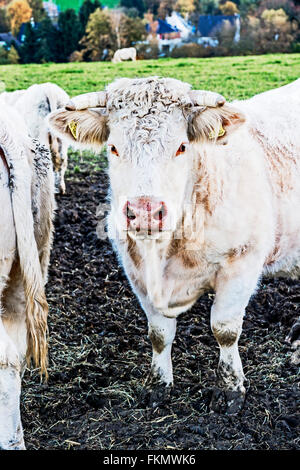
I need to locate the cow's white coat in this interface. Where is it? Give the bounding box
[0,104,54,448]
[112,47,137,63]
[49,77,300,411]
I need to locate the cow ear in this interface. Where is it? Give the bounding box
[48,108,109,147]
[188,104,246,144]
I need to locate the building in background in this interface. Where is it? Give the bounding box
[0,32,21,48]
[165,11,195,41]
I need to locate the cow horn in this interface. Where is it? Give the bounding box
[65,91,107,111]
[189,90,226,108]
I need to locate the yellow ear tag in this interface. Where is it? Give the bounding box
[68,121,78,140]
[209,125,226,140]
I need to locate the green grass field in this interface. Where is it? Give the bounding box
[0,54,299,101]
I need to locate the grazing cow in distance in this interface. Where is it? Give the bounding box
[0,82,70,194]
[0,104,54,449]
[112,47,137,63]
[49,77,300,414]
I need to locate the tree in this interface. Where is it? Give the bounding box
[175,0,195,17]
[36,15,60,62]
[80,8,117,61]
[196,0,219,15]
[119,14,146,47]
[238,7,297,53]
[20,21,39,62]
[7,43,19,62]
[0,7,10,32]
[144,0,160,15]
[110,9,125,48]
[219,1,239,14]
[28,0,46,22]
[261,6,289,25]
[57,9,81,61]
[120,0,146,17]
[0,45,8,63]
[158,0,176,19]
[79,0,102,36]
[7,0,32,35]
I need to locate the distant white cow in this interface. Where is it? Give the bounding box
[0,83,70,194]
[0,104,54,449]
[112,47,137,63]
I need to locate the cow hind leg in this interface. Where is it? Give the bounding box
[210,321,246,415]
[0,260,26,450]
[0,163,25,449]
[210,254,264,415]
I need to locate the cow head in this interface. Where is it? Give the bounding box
[49,77,245,239]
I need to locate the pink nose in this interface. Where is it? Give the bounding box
[124,197,167,232]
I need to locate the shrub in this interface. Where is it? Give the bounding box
[170,42,214,58]
[135,39,159,59]
[69,50,84,62]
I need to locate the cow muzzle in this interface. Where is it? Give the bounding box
[124,197,168,234]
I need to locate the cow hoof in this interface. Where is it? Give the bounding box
[141,375,172,408]
[210,388,245,415]
[0,424,25,450]
[148,383,172,408]
[286,319,300,365]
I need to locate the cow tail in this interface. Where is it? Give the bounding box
[4,133,49,378]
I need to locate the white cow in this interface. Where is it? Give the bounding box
[112,47,137,63]
[0,83,70,194]
[0,104,54,449]
[49,77,300,414]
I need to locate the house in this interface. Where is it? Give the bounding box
[0,33,21,49]
[146,18,181,53]
[165,11,195,41]
[197,14,240,46]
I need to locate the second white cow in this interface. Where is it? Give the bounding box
[0,82,70,194]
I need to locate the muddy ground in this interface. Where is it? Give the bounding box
[22,155,299,450]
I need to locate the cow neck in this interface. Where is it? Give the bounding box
[136,238,169,309]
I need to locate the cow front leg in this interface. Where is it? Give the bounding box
[144,313,176,407]
[210,255,264,414]
[148,314,176,386]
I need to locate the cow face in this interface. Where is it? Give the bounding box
[106,106,194,238]
[49,78,245,239]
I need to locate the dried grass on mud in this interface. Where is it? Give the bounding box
[22,155,299,450]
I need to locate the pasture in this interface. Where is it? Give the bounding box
[0,54,299,450]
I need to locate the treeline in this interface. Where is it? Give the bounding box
[0,0,299,64]
[0,0,149,63]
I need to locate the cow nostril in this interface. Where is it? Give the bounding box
[126,205,136,221]
[153,203,167,221]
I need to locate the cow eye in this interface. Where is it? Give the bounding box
[109,145,119,156]
[175,143,186,156]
